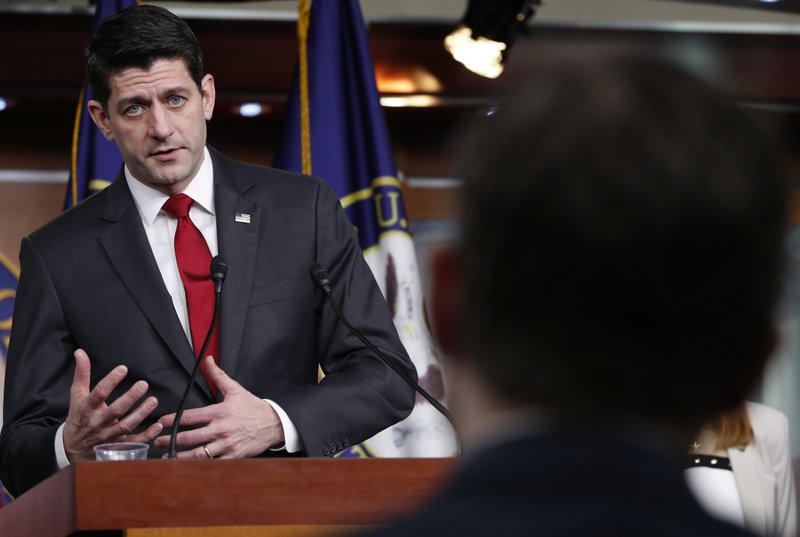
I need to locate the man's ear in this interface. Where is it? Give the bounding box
[87,100,114,141]
[430,246,463,358]
[200,73,215,121]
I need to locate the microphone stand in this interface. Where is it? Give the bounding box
[309,264,456,425]
[168,256,227,459]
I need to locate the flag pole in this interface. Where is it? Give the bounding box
[68,87,85,208]
[298,0,312,175]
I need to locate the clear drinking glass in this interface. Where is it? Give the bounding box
[93,442,149,461]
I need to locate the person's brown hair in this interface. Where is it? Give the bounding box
[86,4,205,108]
[712,404,754,450]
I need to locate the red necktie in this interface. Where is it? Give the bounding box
[162,194,219,395]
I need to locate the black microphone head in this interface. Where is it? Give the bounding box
[211,256,228,294]
[309,263,331,293]
[211,255,228,281]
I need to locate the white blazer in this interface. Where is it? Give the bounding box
[728,402,797,537]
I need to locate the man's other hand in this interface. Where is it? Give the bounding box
[154,356,285,459]
[63,349,162,462]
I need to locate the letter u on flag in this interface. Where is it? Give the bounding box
[274,0,457,457]
[66,0,137,209]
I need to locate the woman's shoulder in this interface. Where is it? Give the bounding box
[744,401,790,458]
[745,401,789,431]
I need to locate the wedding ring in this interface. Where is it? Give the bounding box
[203,445,214,459]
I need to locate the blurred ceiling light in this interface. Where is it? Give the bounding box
[380,95,443,108]
[375,65,443,94]
[238,102,263,117]
[444,0,539,79]
[444,27,506,79]
[0,98,7,112]
[376,73,417,94]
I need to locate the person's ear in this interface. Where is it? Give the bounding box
[87,100,114,141]
[200,74,215,121]
[431,246,463,358]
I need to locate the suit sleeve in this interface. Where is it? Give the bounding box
[0,237,75,496]
[270,180,417,456]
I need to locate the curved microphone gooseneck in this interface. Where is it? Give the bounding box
[168,256,228,459]
[308,263,456,425]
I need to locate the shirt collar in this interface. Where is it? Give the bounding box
[125,146,215,225]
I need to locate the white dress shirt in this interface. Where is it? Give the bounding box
[55,147,300,467]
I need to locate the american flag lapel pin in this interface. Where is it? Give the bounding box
[235,212,251,224]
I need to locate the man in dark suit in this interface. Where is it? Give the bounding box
[361,57,788,536]
[0,5,415,497]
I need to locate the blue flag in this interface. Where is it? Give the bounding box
[66,0,136,209]
[0,252,18,506]
[2,0,135,507]
[274,0,456,457]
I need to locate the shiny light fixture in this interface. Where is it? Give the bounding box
[238,102,263,117]
[0,97,7,112]
[444,0,539,79]
[380,94,444,108]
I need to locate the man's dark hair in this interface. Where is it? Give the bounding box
[457,55,787,430]
[86,4,204,108]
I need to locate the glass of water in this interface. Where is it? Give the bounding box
[93,442,149,461]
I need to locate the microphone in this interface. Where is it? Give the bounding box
[211,257,228,294]
[308,263,455,425]
[308,264,331,293]
[169,255,227,459]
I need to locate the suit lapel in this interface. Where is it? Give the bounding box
[97,177,214,399]
[728,444,769,535]
[211,151,260,380]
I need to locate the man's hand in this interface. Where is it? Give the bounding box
[154,356,285,459]
[63,349,162,463]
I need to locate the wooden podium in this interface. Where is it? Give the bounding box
[0,458,453,537]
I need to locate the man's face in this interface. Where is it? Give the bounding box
[88,58,215,195]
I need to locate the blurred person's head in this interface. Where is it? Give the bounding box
[433,55,787,444]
